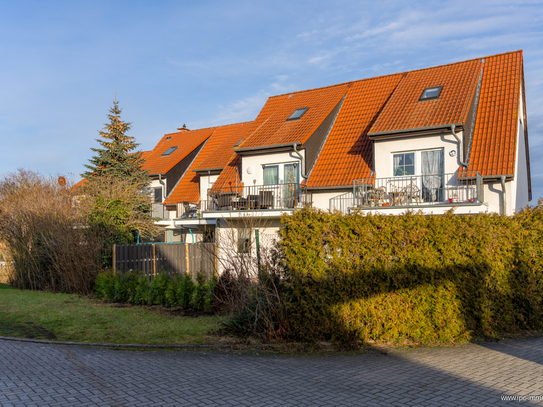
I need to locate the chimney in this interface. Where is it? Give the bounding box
[177,124,189,132]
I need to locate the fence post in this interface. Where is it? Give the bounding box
[113,244,116,276]
[185,243,190,276]
[255,229,261,273]
[152,244,156,278]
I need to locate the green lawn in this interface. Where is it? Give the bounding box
[0,283,223,345]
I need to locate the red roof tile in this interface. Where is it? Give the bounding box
[369,59,483,134]
[164,123,251,204]
[142,128,215,175]
[237,84,350,150]
[307,74,403,188]
[195,121,254,171]
[463,51,523,176]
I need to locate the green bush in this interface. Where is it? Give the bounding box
[94,270,217,311]
[278,202,543,343]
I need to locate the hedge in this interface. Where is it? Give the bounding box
[278,201,543,343]
[94,271,217,312]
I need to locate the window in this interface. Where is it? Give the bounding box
[238,228,251,253]
[287,107,309,121]
[263,165,278,185]
[393,153,415,176]
[154,188,162,203]
[419,86,443,100]
[161,146,178,156]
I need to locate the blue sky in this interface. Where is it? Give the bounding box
[1,0,542,200]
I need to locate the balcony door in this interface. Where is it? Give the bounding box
[421,149,444,202]
[283,163,299,208]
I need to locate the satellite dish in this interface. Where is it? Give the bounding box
[58,176,66,186]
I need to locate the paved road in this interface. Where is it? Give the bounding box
[1,337,543,406]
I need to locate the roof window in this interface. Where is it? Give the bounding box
[420,86,443,101]
[287,107,309,121]
[161,146,178,156]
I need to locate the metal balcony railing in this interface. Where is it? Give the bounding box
[205,183,311,212]
[352,172,484,209]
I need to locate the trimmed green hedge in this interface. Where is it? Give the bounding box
[279,201,543,343]
[95,271,216,312]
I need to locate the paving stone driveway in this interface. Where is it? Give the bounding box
[1,337,543,406]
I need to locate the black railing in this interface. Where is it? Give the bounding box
[205,183,311,211]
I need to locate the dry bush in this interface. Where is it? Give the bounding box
[0,170,102,294]
[214,216,288,340]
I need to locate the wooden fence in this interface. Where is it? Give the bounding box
[113,242,217,279]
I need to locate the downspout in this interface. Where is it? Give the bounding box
[451,124,468,167]
[292,143,307,179]
[188,229,195,243]
[500,175,507,215]
[158,174,166,199]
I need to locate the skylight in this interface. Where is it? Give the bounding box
[161,146,178,156]
[420,86,443,100]
[287,107,309,121]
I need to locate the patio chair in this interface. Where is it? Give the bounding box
[367,186,386,207]
[401,183,422,205]
[259,190,274,209]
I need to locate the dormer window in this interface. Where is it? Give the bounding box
[287,107,309,121]
[161,146,178,156]
[420,86,443,101]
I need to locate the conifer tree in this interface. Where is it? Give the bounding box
[83,99,148,184]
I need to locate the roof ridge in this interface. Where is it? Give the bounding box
[269,50,522,101]
[401,50,522,76]
[163,120,254,137]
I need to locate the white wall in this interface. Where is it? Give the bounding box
[241,150,305,186]
[513,88,530,212]
[200,173,219,201]
[312,190,352,211]
[373,131,463,178]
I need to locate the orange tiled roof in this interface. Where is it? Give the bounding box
[195,121,254,171]
[142,127,216,175]
[236,83,350,149]
[164,123,251,204]
[307,74,404,188]
[369,59,483,134]
[463,51,524,176]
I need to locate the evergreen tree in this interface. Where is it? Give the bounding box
[83,99,148,184]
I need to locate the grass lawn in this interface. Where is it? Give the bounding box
[0,283,223,345]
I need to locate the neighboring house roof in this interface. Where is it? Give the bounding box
[306,73,404,188]
[164,122,253,204]
[195,121,254,171]
[142,127,216,175]
[236,83,350,150]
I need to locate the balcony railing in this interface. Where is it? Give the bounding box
[152,203,170,220]
[205,183,311,212]
[352,172,483,209]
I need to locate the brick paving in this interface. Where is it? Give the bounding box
[1,337,543,406]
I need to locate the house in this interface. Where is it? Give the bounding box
[148,50,530,252]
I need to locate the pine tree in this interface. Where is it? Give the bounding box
[83,99,148,184]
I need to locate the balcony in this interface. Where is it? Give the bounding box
[204,183,311,213]
[332,172,484,213]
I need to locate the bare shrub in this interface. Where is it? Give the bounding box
[214,215,289,340]
[0,170,101,294]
